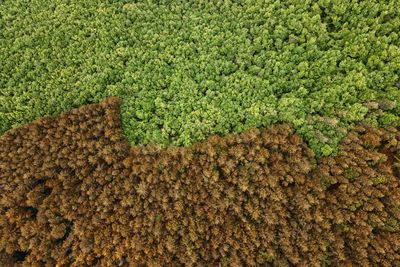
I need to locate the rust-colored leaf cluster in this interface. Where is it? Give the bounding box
[0,98,399,266]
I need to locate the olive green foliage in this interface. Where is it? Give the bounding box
[0,0,399,155]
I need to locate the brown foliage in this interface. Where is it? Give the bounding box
[0,98,399,266]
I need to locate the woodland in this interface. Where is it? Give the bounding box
[0,0,399,266]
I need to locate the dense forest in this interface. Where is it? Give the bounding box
[1,1,399,265]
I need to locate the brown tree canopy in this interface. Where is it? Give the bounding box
[1,98,399,266]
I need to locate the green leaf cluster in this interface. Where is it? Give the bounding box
[0,0,399,156]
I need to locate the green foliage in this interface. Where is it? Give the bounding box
[260,251,275,263]
[370,174,388,185]
[347,200,363,212]
[343,168,360,181]
[1,0,399,156]
[320,246,332,267]
[321,175,336,189]
[369,216,400,233]
[380,217,400,232]
[367,155,387,167]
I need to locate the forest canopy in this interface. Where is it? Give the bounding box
[0,0,399,155]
